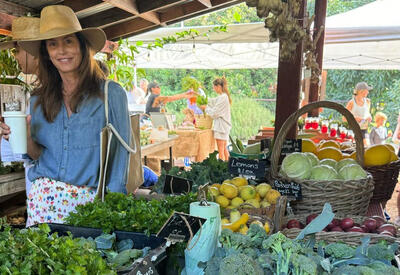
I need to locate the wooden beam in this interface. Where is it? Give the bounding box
[0,12,15,30]
[104,0,161,25]
[274,0,307,139]
[80,8,135,28]
[196,0,212,8]
[0,0,36,17]
[61,0,103,12]
[137,0,187,13]
[103,17,155,41]
[308,0,327,117]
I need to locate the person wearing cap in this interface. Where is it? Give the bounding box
[0,16,40,198]
[345,82,372,146]
[1,5,131,226]
[145,81,193,115]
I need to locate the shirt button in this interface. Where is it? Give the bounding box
[64,146,67,150]
[64,126,67,130]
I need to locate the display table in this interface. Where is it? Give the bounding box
[173,129,216,162]
[142,136,178,165]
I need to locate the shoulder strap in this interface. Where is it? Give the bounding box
[104,79,136,154]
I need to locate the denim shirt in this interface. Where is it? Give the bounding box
[28,80,131,193]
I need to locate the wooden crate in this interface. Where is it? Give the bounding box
[0,171,25,199]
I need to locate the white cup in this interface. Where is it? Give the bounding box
[3,111,27,154]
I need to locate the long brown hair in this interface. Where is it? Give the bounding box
[33,33,106,122]
[213,76,232,104]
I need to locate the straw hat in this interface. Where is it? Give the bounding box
[0,17,40,50]
[19,5,106,57]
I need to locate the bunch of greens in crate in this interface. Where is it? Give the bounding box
[154,151,230,193]
[65,192,196,235]
[0,221,115,274]
[200,226,400,275]
[0,161,24,175]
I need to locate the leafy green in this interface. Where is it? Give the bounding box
[65,192,197,235]
[0,221,115,274]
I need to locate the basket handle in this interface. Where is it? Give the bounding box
[270,101,364,177]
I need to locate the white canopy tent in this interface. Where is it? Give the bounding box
[129,0,400,70]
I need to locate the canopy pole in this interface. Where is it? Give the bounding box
[274,0,307,139]
[308,0,328,117]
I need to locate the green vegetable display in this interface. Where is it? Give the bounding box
[200,226,400,275]
[0,221,115,274]
[196,95,208,106]
[153,151,230,193]
[65,192,197,235]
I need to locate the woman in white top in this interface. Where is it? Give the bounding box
[345,82,372,146]
[200,77,232,161]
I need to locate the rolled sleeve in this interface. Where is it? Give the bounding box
[106,81,131,193]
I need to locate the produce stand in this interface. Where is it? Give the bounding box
[141,136,177,174]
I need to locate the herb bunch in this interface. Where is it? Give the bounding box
[0,221,115,274]
[65,192,197,235]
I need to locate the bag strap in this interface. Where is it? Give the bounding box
[104,80,136,154]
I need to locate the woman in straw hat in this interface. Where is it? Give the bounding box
[0,16,40,198]
[3,5,131,226]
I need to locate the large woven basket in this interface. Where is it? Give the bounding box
[365,160,400,203]
[195,114,213,129]
[270,101,374,216]
[281,214,400,247]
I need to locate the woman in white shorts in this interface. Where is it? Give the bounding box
[201,77,232,161]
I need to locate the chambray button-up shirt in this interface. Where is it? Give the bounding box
[28,81,130,193]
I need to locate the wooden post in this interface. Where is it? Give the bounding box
[274,0,307,139]
[308,0,328,117]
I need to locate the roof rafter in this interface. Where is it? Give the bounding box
[0,0,36,17]
[103,17,155,41]
[103,0,161,25]
[196,0,212,8]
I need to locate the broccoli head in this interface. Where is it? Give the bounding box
[262,232,289,253]
[367,243,396,262]
[219,253,264,275]
[247,223,268,248]
[367,261,400,275]
[258,253,275,272]
[219,229,252,251]
[332,265,363,275]
[324,243,355,259]
[291,253,318,275]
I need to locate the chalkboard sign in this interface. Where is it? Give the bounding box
[229,157,269,179]
[163,175,193,194]
[156,211,206,242]
[273,179,302,200]
[260,138,272,151]
[132,257,159,275]
[281,139,302,156]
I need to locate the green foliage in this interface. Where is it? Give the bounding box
[181,75,201,92]
[0,222,115,274]
[307,0,376,17]
[65,192,197,235]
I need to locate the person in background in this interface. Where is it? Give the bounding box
[200,77,232,161]
[0,16,40,197]
[145,81,193,115]
[7,5,130,226]
[345,82,372,146]
[187,86,205,115]
[370,112,391,145]
[139,78,149,103]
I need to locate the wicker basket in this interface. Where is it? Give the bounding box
[365,160,400,203]
[270,101,374,216]
[195,114,213,129]
[281,214,400,247]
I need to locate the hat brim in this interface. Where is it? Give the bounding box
[19,28,106,57]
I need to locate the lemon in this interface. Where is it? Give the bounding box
[254,193,261,202]
[230,209,242,223]
[364,144,392,166]
[220,183,238,199]
[221,218,230,225]
[231,197,244,208]
[316,146,343,161]
[250,220,264,227]
[255,183,272,198]
[222,179,232,185]
[211,183,221,191]
[208,187,219,198]
[216,195,230,208]
[226,205,236,209]
[302,139,317,154]
[265,189,281,204]
[244,199,260,208]
[319,140,340,150]
[231,177,248,187]
[240,185,256,200]
[260,201,271,208]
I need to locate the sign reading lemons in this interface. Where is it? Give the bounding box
[228,157,269,179]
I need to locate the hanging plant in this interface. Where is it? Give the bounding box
[245,0,322,83]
